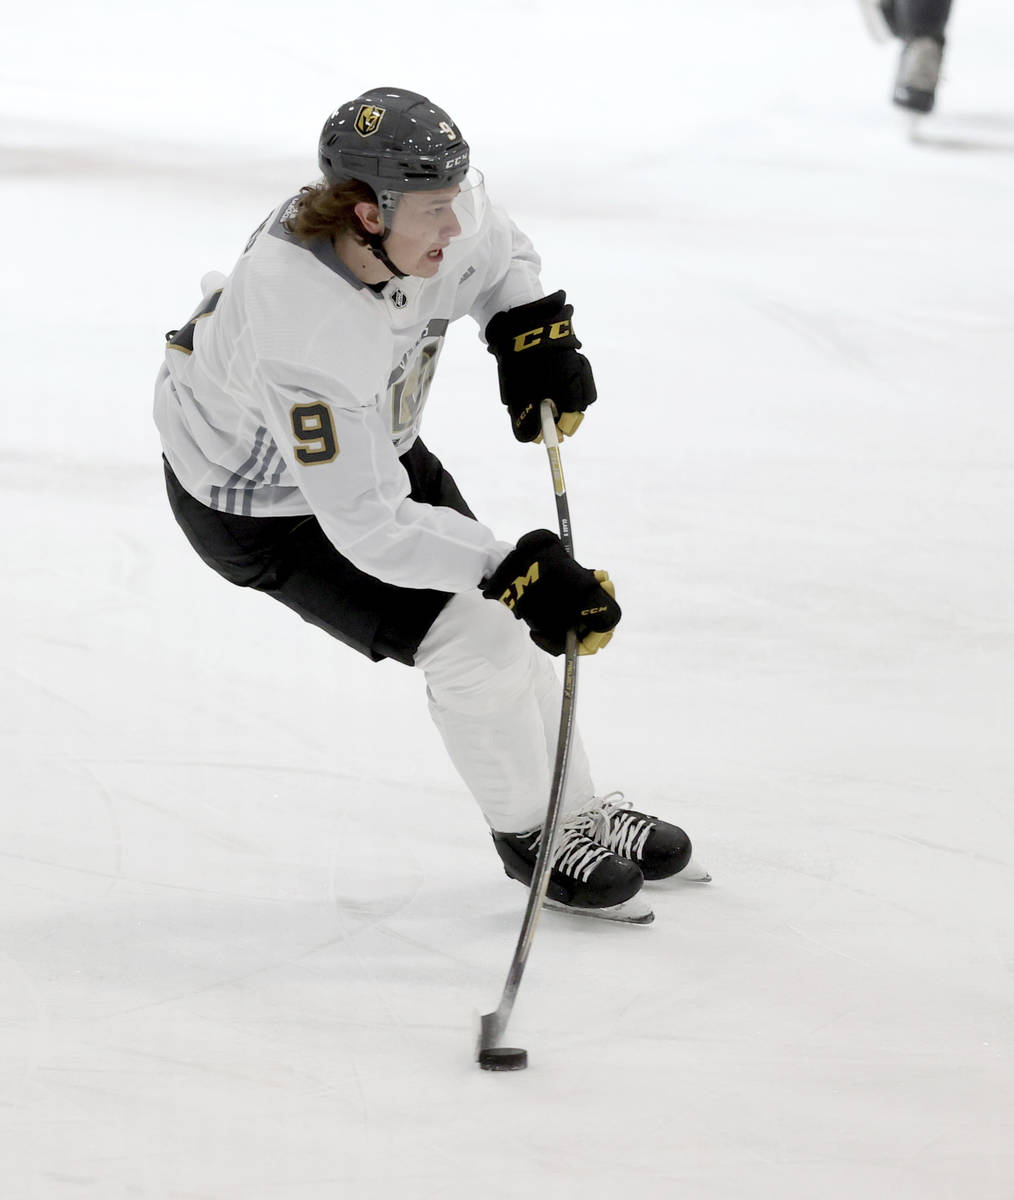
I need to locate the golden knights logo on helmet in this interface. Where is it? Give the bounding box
[354,104,385,137]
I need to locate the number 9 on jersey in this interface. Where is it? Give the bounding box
[291,402,339,465]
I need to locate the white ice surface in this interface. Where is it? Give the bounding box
[3,2,1013,1197]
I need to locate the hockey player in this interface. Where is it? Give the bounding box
[860,0,954,113]
[154,87,703,920]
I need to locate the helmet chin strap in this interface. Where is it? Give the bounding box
[366,232,408,280]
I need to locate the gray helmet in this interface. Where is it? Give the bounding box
[318,87,470,200]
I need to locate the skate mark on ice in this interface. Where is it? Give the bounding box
[101,930,362,1020]
[783,923,872,966]
[0,949,50,1103]
[745,296,879,374]
[98,784,270,857]
[373,924,479,972]
[908,120,1014,156]
[729,846,934,922]
[0,849,340,905]
[109,1036,366,1107]
[850,827,1012,870]
[107,757,364,786]
[10,663,94,718]
[1,759,126,902]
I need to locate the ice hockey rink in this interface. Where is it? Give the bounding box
[3,1,1012,1196]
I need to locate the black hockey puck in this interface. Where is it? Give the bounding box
[478,1046,528,1071]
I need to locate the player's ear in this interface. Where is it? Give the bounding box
[354,201,384,236]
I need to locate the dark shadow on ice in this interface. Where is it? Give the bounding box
[910,111,1014,155]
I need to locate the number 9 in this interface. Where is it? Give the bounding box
[291,402,338,465]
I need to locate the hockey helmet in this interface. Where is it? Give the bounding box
[317,87,485,274]
[319,87,470,195]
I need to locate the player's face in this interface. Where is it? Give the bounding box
[384,186,463,277]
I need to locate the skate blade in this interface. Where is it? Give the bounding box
[677,854,712,882]
[543,896,655,924]
[902,111,927,142]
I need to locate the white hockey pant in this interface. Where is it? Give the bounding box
[413,591,594,833]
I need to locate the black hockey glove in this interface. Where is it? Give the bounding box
[484,291,597,443]
[482,529,620,656]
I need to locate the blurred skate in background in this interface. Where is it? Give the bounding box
[859,0,954,114]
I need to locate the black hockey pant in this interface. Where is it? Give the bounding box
[162,439,475,667]
[889,0,953,42]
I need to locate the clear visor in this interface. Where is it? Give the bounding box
[380,166,487,243]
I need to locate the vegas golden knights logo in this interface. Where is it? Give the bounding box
[354,104,385,137]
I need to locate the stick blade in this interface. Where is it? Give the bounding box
[476,1009,505,1057]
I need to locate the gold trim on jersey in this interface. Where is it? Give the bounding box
[166,289,223,354]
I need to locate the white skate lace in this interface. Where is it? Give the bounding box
[524,821,613,883]
[594,792,653,860]
[524,793,652,877]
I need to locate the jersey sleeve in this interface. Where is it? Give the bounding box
[467,205,545,332]
[253,357,512,592]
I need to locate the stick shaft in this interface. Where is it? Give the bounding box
[477,402,580,1051]
[544,426,574,556]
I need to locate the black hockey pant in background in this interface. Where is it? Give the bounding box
[890,0,953,42]
[163,439,476,667]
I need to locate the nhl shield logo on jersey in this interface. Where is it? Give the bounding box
[354,104,385,137]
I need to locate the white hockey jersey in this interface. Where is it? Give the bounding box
[153,194,544,593]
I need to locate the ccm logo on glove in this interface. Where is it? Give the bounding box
[485,291,596,443]
[482,529,620,657]
[494,561,540,609]
[511,320,572,353]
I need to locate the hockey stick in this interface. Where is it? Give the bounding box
[476,400,580,1070]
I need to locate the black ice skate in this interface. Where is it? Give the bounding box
[588,794,710,882]
[893,36,943,113]
[492,815,645,915]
